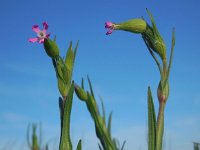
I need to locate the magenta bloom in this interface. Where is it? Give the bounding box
[105,21,115,35]
[29,22,50,43]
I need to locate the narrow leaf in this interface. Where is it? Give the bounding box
[107,112,113,138]
[98,143,103,150]
[65,41,74,73]
[162,29,175,90]
[99,96,106,123]
[59,97,64,130]
[121,140,126,150]
[87,75,95,98]
[26,124,31,148]
[167,28,175,80]
[146,8,160,36]
[74,41,79,62]
[76,139,82,150]
[148,87,156,150]
[81,78,84,89]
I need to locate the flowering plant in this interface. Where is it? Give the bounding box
[29,9,175,150]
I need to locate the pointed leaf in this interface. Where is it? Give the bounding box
[87,76,95,98]
[74,41,79,62]
[148,87,156,150]
[26,124,31,148]
[81,78,84,89]
[65,41,74,68]
[107,112,113,138]
[76,139,82,150]
[146,8,159,36]
[98,143,103,150]
[99,96,106,123]
[59,97,64,128]
[121,140,126,150]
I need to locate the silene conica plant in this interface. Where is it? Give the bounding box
[29,9,175,150]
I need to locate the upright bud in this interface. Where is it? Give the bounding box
[75,85,88,101]
[43,38,60,58]
[157,81,169,103]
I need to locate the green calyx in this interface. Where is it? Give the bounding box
[43,38,60,58]
[115,18,147,34]
[56,58,70,97]
[157,81,169,103]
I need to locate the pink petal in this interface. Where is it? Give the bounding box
[105,22,113,28]
[43,22,48,30]
[28,37,38,43]
[38,39,44,43]
[32,25,40,33]
[42,29,47,34]
[106,29,113,35]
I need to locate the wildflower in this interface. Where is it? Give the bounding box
[105,22,115,35]
[29,22,50,43]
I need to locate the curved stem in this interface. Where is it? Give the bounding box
[142,36,163,76]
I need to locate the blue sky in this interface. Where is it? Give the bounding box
[0,0,200,149]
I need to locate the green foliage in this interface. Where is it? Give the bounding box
[52,41,78,98]
[75,77,126,150]
[194,142,200,150]
[29,9,176,150]
[27,123,44,150]
[148,87,156,150]
[76,140,82,150]
[59,83,74,150]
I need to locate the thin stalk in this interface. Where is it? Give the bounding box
[142,36,163,76]
[156,102,165,150]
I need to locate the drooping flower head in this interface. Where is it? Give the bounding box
[105,22,116,35]
[29,22,50,43]
[105,19,147,36]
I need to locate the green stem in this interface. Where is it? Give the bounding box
[161,58,168,89]
[156,102,165,150]
[59,84,74,150]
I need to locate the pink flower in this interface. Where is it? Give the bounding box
[105,21,115,35]
[28,22,50,43]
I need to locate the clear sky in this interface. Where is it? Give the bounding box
[0,0,200,149]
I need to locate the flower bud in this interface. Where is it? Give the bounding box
[115,18,147,34]
[43,38,60,58]
[75,85,88,101]
[57,78,68,98]
[157,81,169,103]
